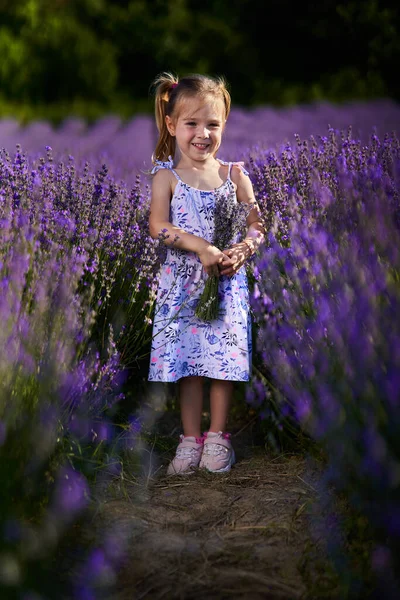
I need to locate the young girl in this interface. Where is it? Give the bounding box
[148,72,264,475]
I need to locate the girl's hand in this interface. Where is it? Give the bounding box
[219,242,251,276]
[198,244,233,277]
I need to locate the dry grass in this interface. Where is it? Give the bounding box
[82,412,342,600]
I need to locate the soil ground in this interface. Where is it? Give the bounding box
[81,404,346,600]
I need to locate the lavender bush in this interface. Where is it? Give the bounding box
[0,144,161,598]
[248,127,400,596]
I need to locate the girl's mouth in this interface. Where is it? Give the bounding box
[192,143,210,150]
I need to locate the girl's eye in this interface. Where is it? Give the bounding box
[185,122,220,127]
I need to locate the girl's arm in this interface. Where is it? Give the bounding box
[219,165,265,276]
[149,169,231,276]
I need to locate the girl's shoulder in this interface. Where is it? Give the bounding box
[150,159,177,198]
[150,156,177,192]
[222,160,255,200]
[150,156,175,176]
[216,158,250,178]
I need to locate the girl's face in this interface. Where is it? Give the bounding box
[165,95,226,163]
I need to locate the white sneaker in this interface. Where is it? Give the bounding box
[166,435,204,476]
[199,431,235,473]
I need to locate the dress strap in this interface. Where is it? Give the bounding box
[150,155,182,181]
[217,158,249,177]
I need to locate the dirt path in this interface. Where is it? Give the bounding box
[88,415,337,600]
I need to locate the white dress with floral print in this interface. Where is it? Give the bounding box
[148,158,252,382]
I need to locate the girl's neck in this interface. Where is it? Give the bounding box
[172,157,229,191]
[174,156,220,171]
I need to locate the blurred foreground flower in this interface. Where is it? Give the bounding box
[249,127,400,595]
[0,145,157,598]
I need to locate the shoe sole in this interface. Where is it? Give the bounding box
[167,465,200,476]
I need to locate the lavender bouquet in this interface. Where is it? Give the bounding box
[195,189,252,321]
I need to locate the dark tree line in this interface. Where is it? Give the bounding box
[0,0,399,109]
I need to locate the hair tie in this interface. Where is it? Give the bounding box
[171,82,178,89]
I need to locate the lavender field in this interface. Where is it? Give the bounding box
[1,98,400,599]
[1,98,399,182]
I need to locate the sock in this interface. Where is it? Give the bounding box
[183,435,203,444]
[206,431,219,437]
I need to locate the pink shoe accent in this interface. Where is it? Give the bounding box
[203,430,231,440]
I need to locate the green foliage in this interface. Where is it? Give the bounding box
[0,94,152,126]
[0,0,118,103]
[0,0,398,119]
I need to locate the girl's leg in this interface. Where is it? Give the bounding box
[199,379,235,473]
[209,379,234,432]
[179,376,204,438]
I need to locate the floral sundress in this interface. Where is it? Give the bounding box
[148,157,252,382]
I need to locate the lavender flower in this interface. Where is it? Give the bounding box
[0,144,156,599]
[249,127,400,590]
[195,188,252,321]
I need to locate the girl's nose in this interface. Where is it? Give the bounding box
[199,126,210,138]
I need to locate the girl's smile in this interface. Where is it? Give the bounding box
[192,143,210,150]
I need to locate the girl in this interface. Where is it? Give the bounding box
[148,72,264,475]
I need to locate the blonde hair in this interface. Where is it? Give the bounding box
[150,71,231,163]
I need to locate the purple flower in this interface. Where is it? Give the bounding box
[50,464,90,518]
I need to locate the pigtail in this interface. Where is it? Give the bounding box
[214,75,231,121]
[151,72,179,163]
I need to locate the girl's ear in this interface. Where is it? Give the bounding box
[165,115,176,136]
